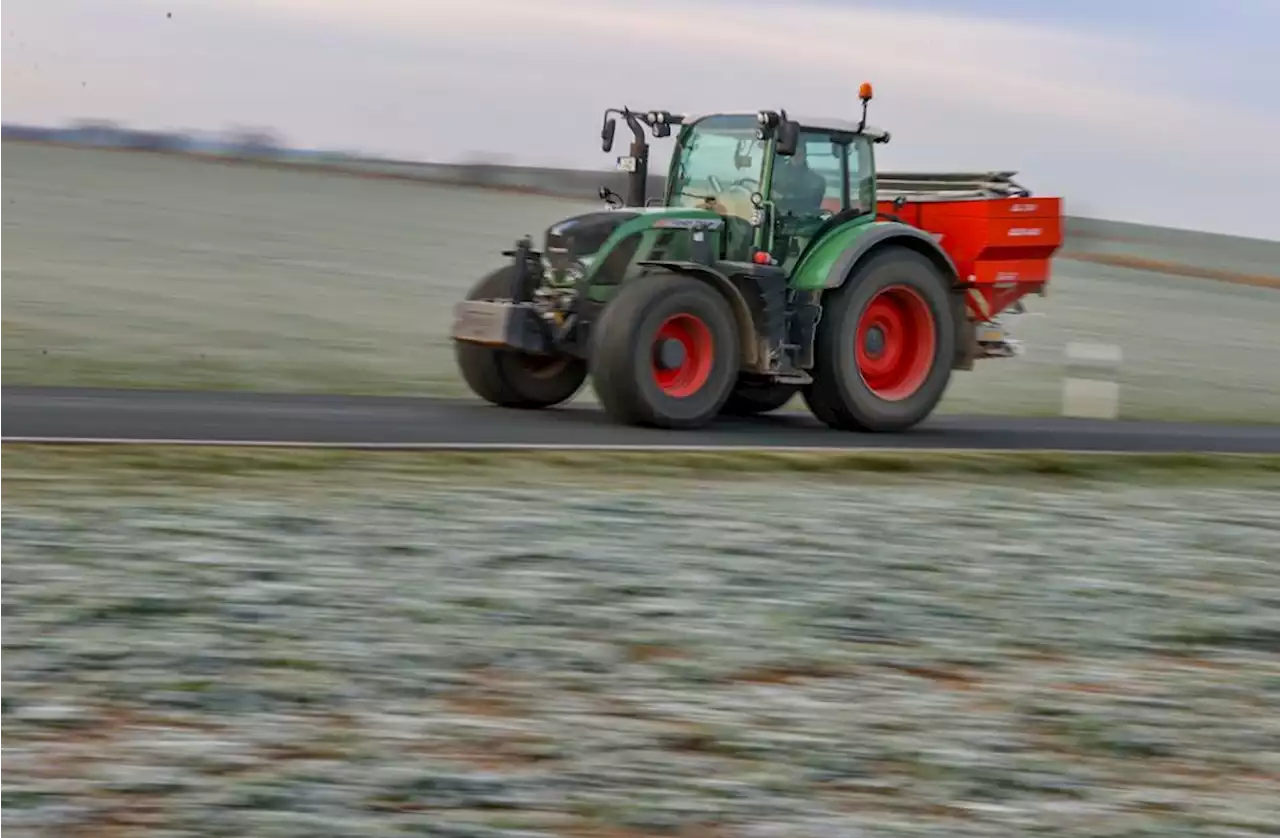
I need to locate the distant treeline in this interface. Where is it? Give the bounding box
[1,120,361,162]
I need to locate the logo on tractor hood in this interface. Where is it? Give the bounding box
[652,217,724,229]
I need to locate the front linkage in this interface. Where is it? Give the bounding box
[453,236,557,356]
[453,233,594,359]
[501,235,538,305]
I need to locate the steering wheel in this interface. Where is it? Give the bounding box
[707,174,760,194]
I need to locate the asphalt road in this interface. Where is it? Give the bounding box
[4,386,1280,453]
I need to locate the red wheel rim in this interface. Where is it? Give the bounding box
[855,285,936,401]
[651,313,714,398]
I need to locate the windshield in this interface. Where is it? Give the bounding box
[668,115,765,222]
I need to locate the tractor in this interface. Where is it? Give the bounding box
[451,83,1063,431]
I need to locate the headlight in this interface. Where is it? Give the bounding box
[565,260,586,285]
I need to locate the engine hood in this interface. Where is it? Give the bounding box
[541,210,637,285]
[541,206,726,286]
[544,206,723,255]
[544,210,638,258]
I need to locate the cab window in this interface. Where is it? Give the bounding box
[771,131,874,268]
[668,115,765,223]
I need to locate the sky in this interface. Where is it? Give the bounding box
[3,0,1278,238]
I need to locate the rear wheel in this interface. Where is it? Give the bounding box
[720,381,799,416]
[454,265,587,408]
[590,271,740,429]
[803,247,955,432]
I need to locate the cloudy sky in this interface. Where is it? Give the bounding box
[4,0,1278,238]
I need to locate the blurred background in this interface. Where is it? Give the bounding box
[6,0,1280,235]
[4,2,1280,837]
[4,0,1280,418]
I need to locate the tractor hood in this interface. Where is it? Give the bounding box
[542,209,640,278]
[542,206,723,283]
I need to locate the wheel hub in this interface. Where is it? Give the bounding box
[650,313,715,399]
[653,337,687,372]
[854,285,938,403]
[863,326,886,359]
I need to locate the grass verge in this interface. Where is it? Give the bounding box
[5,444,1280,488]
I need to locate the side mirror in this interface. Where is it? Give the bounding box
[775,120,800,157]
[601,118,617,153]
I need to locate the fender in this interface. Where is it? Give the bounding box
[803,223,973,372]
[636,260,762,370]
[822,222,960,289]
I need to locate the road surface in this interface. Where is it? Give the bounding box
[4,386,1279,453]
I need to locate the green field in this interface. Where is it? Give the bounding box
[5,141,1280,422]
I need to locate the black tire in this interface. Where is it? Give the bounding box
[802,247,956,432]
[590,270,740,429]
[720,382,799,416]
[454,265,587,409]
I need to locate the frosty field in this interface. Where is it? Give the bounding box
[4,142,1280,422]
[4,449,1280,837]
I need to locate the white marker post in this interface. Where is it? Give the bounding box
[1062,342,1122,420]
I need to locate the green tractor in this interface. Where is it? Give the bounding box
[451,84,1059,431]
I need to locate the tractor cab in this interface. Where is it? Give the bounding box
[603,85,890,272]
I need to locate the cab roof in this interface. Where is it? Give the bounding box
[681,111,889,143]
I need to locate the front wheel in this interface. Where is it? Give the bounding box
[590,270,740,429]
[454,266,587,409]
[803,247,956,432]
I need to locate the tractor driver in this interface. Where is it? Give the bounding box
[769,139,828,264]
[771,140,827,219]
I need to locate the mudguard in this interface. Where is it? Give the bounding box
[790,220,960,292]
